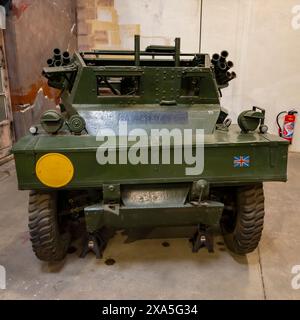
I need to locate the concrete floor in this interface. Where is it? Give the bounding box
[0,154,300,300]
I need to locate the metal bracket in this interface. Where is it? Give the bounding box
[102,184,121,216]
[190,224,214,253]
[103,203,120,216]
[80,230,107,259]
[103,184,120,204]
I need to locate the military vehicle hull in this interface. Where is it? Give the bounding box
[13,125,288,232]
[12,36,289,261]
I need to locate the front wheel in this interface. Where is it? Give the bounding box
[220,184,265,255]
[28,191,71,262]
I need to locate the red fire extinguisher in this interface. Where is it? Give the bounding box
[276,110,298,143]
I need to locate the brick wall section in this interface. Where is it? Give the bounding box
[5,0,77,109]
[0,30,13,159]
[4,0,77,141]
[77,0,139,51]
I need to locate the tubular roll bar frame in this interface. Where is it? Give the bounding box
[81,35,198,65]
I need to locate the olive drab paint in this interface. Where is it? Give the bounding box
[12,35,288,248]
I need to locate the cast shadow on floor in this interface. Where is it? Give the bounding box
[41,225,250,273]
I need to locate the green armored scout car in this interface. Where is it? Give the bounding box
[12,35,288,261]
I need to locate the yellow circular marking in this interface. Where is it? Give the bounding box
[36,153,74,188]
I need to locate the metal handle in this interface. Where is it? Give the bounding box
[160,100,177,106]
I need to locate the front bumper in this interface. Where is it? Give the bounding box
[84,200,224,232]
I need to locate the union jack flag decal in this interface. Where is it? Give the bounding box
[234,155,250,168]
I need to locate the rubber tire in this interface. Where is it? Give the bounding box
[28,191,70,262]
[221,184,265,255]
